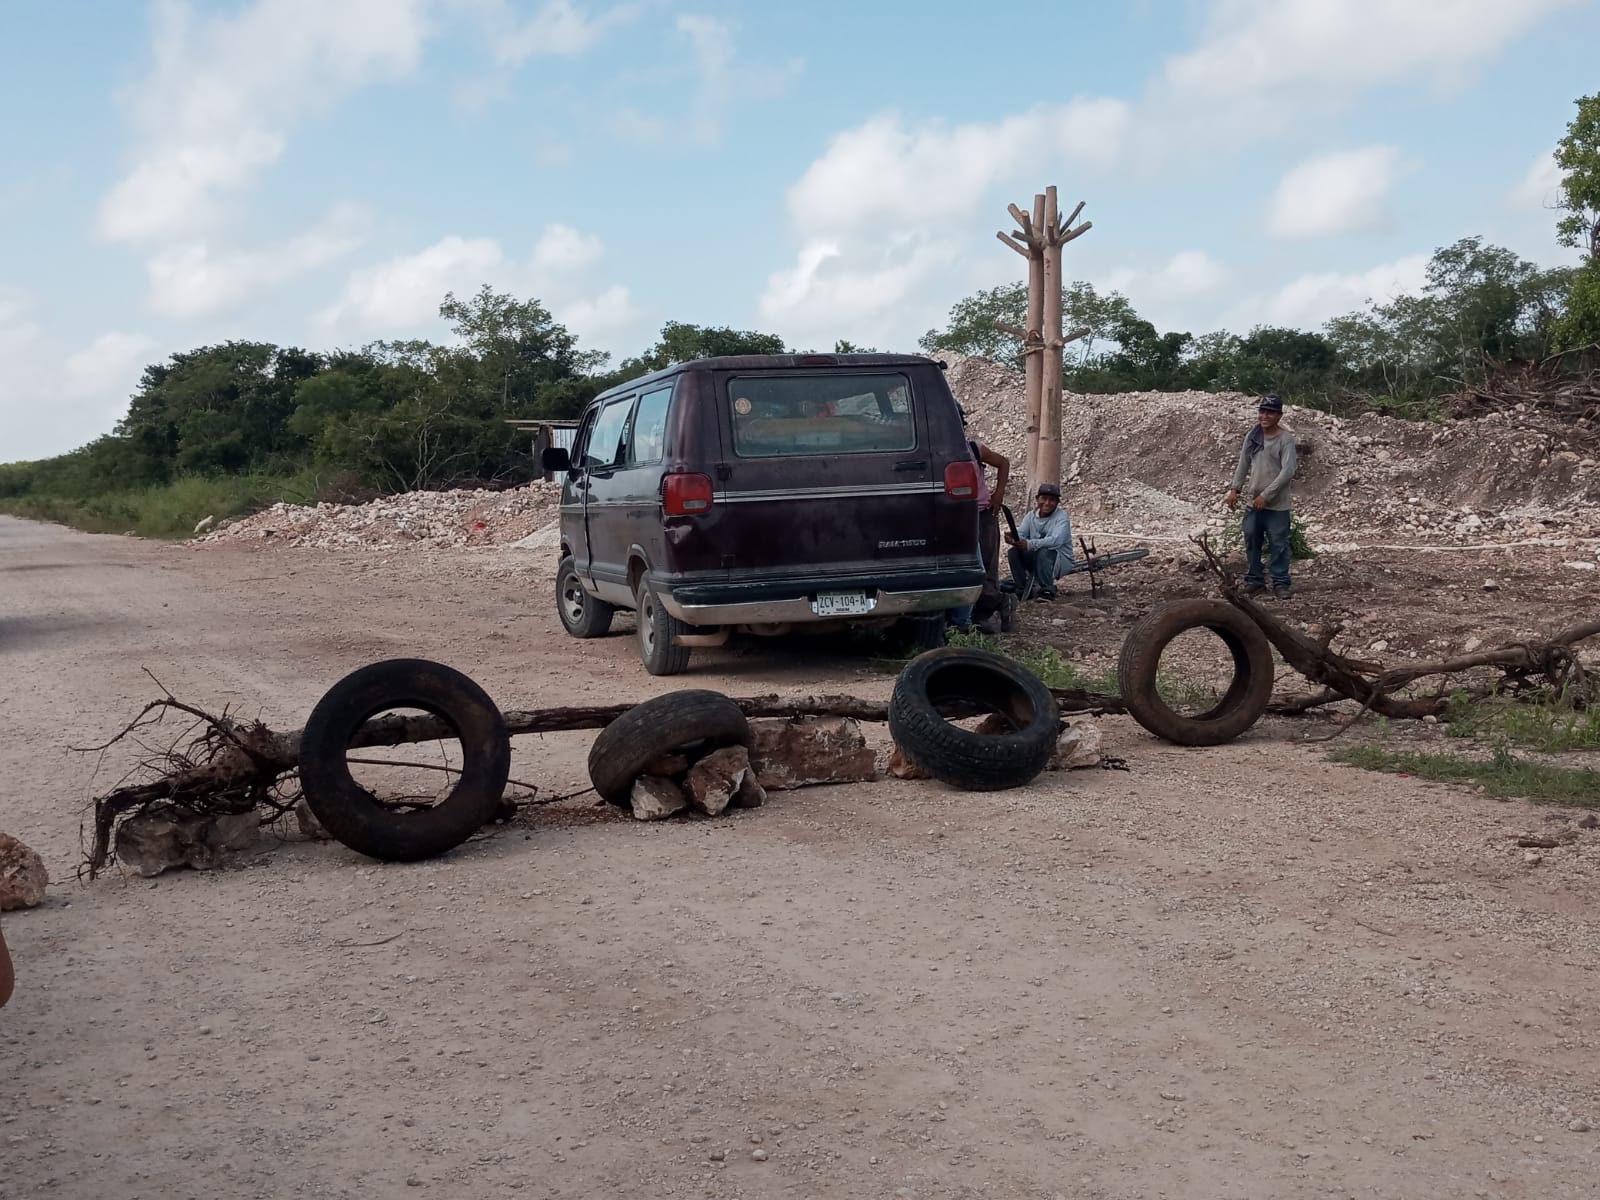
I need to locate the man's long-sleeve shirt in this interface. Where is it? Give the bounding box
[1230,429,1297,511]
[1016,506,1072,552]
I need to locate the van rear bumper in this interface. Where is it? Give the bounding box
[660,568,984,626]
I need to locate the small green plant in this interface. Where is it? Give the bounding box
[1218,512,1317,561]
[1331,744,1600,807]
[1442,689,1600,753]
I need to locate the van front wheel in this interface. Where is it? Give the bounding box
[556,556,614,638]
[635,578,691,676]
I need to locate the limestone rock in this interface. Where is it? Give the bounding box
[748,717,878,790]
[1050,721,1104,770]
[731,769,767,810]
[0,833,48,910]
[684,746,755,816]
[630,775,689,821]
[113,806,261,878]
[887,744,929,780]
[293,801,332,841]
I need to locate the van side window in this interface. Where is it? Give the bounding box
[625,386,673,465]
[583,397,634,470]
[729,373,915,458]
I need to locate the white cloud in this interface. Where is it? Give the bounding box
[788,103,1129,237]
[1266,146,1404,239]
[613,14,803,147]
[1102,250,1228,303]
[1254,253,1430,328]
[532,224,604,274]
[1163,0,1580,105]
[145,205,366,318]
[63,332,158,401]
[1509,152,1568,212]
[0,293,158,462]
[97,0,429,244]
[759,237,957,349]
[320,236,507,329]
[319,225,638,349]
[479,0,640,63]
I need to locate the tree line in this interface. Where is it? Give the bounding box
[3,95,1595,520]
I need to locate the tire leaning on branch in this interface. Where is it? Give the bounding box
[888,648,1060,791]
[1117,599,1274,746]
[299,659,512,862]
[587,689,751,807]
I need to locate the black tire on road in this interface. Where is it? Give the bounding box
[588,690,751,806]
[636,577,691,676]
[299,659,511,862]
[556,555,614,638]
[1116,599,1274,746]
[888,647,1060,791]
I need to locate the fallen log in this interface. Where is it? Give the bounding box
[1196,536,1599,721]
[82,685,1128,878]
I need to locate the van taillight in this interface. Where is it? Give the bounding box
[662,472,715,515]
[944,460,979,499]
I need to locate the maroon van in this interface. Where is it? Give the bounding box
[541,353,983,674]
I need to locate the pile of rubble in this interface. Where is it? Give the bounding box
[199,483,562,549]
[945,353,1600,546]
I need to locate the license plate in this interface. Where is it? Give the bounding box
[811,590,873,617]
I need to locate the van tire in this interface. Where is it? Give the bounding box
[588,690,751,806]
[299,659,511,861]
[888,648,1060,791]
[556,556,614,638]
[636,577,691,676]
[1116,599,1274,746]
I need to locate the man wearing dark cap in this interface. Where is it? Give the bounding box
[1225,394,1298,598]
[1004,482,1074,601]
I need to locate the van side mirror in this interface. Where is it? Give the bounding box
[541,446,571,472]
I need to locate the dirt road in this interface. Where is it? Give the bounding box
[2,514,1597,1199]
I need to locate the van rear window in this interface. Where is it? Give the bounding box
[728,373,915,457]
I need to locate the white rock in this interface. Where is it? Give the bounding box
[630,776,688,821]
[1051,722,1103,770]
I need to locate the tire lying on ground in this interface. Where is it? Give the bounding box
[1116,599,1274,746]
[299,659,511,862]
[588,689,751,806]
[888,648,1060,791]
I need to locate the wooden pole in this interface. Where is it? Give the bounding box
[1038,186,1063,490]
[1023,193,1046,481]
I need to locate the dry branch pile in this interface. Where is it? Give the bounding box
[1198,538,1599,720]
[1446,353,1600,436]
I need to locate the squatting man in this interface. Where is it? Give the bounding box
[1003,482,1074,601]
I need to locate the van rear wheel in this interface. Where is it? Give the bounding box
[635,578,691,676]
[556,556,614,638]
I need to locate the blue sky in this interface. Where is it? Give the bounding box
[2,0,1596,461]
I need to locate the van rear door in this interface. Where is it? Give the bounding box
[705,368,954,590]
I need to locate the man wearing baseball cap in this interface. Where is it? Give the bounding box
[1003,481,1074,601]
[1225,394,1298,598]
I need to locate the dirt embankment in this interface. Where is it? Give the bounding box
[946,353,1600,549]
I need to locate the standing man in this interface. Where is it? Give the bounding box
[1004,482,1073,601]
[947,406,1010,633]
[1225,394,1298,598]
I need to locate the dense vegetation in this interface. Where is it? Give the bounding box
[4,95,1596,537]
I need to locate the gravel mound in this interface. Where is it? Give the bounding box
[201,483,562,549]
[944,352,1600,545]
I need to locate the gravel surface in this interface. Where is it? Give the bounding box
[3,514,1598,1199]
